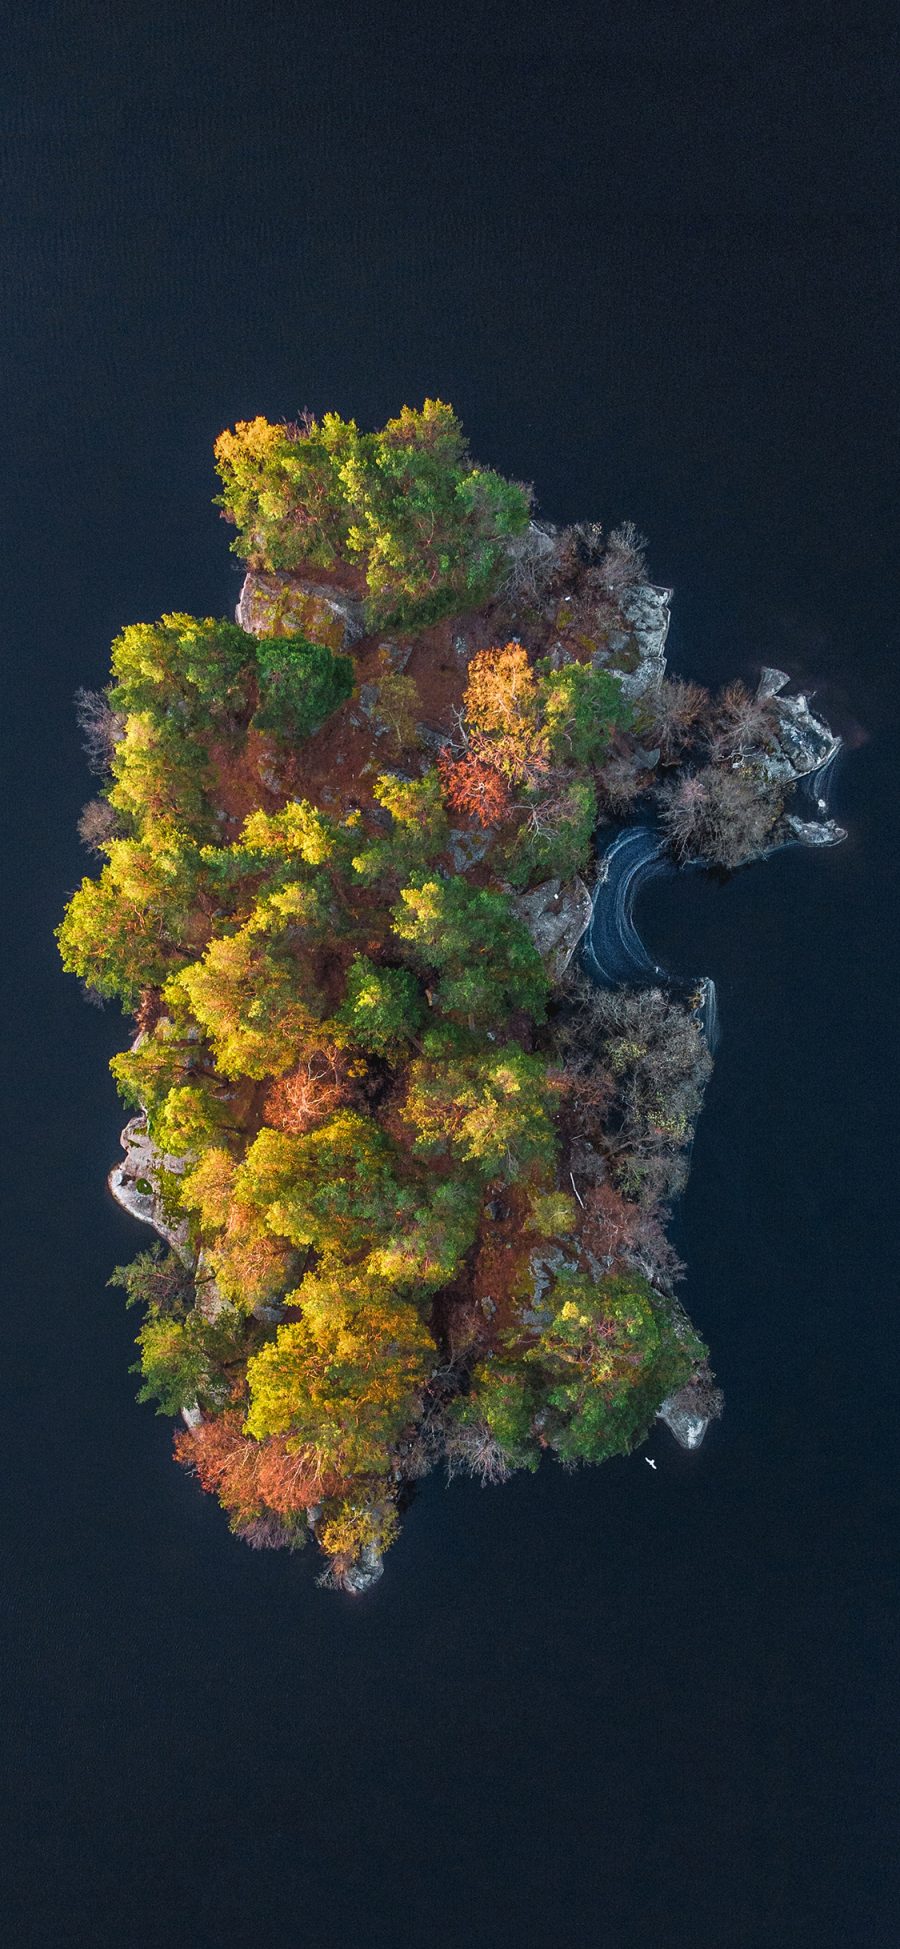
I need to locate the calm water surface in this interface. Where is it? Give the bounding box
[2,4,898,1944]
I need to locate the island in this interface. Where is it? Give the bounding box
[58,401,843,1590]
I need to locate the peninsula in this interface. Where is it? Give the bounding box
[58,402,842,1588]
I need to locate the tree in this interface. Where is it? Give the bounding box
[437,749,511,829]
[601,520,647,593]
[540,660,631,766]
[132,1311,236,1416]
[341,400,531,626]
[179,1146,296,1311]
[460,643,548,785]
[244,1270,435,1473]
[372,668,422,755]
[391,876,547,1024]
[403,1030,556,1180]
[57,838,197,1005]
[165,917,326,1080]
[317,1496,399,1562]
[263,1044,354,1135]
[151,1082,241,1158]
[338,956,425,1057]
[707,681,779,765]
[174,1409,332,1524]
[660,766,781,868]
[638,677,709,764]
[74,686,124,775]
[351,770,449,886]
[214,402,530,627]
[77,798,119,855]
[109,1246,194,1317]
[364,1177,481,1293]
[451,1364,540,1472]
[214,412,357,571]
[253,635,354,741]
[505,777,597,888]
[110,1015,216,1118]
[235,1112,411,1256]
[526,1269,702,1463]
[108,614,255,728]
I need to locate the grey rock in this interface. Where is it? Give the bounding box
[511,875,594,978]
[447,827,491,871]
[342,1544,385,1594]
[616,583,673,696]
[656,1390,709,1449]
[783,813,847,847]
[108,1115,193,1263]
[236,570,365,647]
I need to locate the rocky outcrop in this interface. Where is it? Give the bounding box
[783,812,847,847]
[656,1388,709,1449]
[608,583,673,695]
[236,569,365,649]
[341,1545,385,1594]
[108,1116,192,1264]
[512,874,594,979]
[756,667,840,781]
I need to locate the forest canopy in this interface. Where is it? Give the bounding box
[59,401,730,1589]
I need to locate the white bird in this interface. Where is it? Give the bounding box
[645,1457,657,1470]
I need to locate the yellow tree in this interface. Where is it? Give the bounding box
[244,1268,435,1475]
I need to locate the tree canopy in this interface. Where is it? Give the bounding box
[59,397,720,1587]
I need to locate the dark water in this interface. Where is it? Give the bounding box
[3,5,899,1944]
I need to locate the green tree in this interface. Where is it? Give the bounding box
[540,661,632,766]
[343,400,531,626]
[338,956,424,1057]
[351,770,449,886]
[365,1177,482,1293]
[214,402,530,628]
[109,1246,194,1317]
[452,1364,540,1471]
[108,614,255,727]
[505,778,598,888]
[214,413,358,571]
[528,1270,702,1463]
[235,1112,410,1256]
[57,838,197,1004]
[391,876,547,1023]
[133,1309,241,1416]
[253,635,354,741]
[403,1030,555,1179]
[165,914,326,1080]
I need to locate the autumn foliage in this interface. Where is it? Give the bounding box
[60,399,729,1588]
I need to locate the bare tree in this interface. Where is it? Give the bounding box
[445,1417,514,1485]
[706,681,779,765]
[555,983,712,1207]
[660,766,781,868]
[77,798,120,854]
[602,520,648,593]
[596,750,650,814]
[74,687,124,775]
[641,677,710,763]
